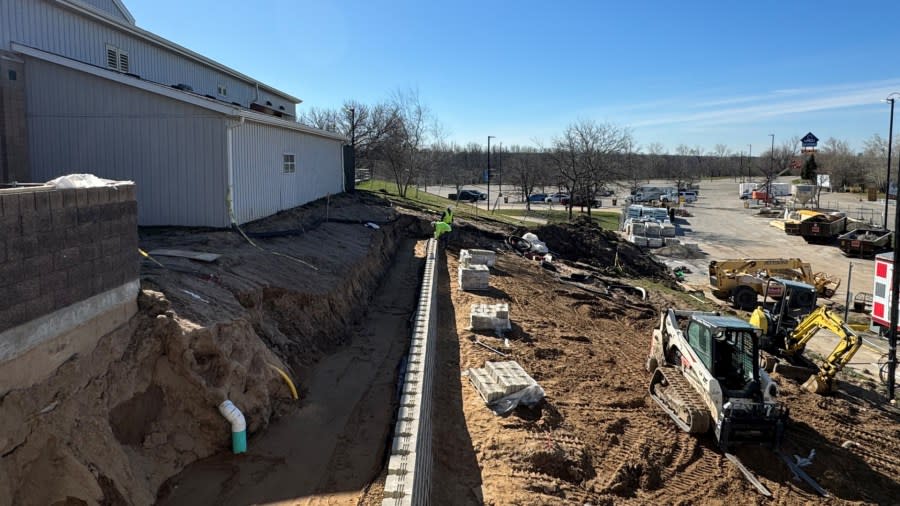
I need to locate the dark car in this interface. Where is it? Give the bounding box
[450,189,487,202]
[528,193,548,203]
[570,195,600,207]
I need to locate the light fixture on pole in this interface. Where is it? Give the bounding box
[883,93,899,229]
[487,136,495,208]
[768,134,775,204]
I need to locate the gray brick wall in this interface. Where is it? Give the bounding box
[0,184,138,332]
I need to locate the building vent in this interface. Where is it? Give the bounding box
[106,44,129,72]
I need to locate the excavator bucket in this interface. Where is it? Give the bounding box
[802,374,831,394]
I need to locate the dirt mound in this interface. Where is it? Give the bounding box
[532,216,670,279]
[0,195,428,505]
[522,433,595,484]
[434,248,900,505]
[654,243,706,259]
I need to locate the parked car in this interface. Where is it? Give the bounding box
[680,191,698,203]
[527,193,548,203]
[597,188,614,197]
[570,194,600,207]
[740,190,751,200]
[449,189,487,202]
[545,192,569,204]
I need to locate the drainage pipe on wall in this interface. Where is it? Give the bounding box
[218,400,247,454]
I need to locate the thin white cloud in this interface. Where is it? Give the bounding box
[629,78,900,129]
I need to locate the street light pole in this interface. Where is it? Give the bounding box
[498,142,503,196]
[487,135,495,208]
[748,144,752,182]
[884,95,898,229]
[889,136,900,404]
[769,134,775,204]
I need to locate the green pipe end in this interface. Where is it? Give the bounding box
[232,430,247,454]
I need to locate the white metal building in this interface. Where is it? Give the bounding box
[0,0,347,226]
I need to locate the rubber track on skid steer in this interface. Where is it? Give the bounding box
[649,367,710,434]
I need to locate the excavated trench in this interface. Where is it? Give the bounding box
[0,196,433,506]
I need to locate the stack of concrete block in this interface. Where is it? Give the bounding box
[460,248,496,268]
[458,263,489,291]
[468,360,536,404]
[487,361,534,395]
[664,237,681,246]
[467,367,505,403]
[469,303,510,330]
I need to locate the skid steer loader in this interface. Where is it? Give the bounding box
[647,308,827,497]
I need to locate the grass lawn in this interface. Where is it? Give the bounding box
[356,180,620,230]
[494,208,620,230]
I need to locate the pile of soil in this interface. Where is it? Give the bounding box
[0,193,429,505]
[531,216,670,279]
[654,243,706,259]
[432,244,900,505]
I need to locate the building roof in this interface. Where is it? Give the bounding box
[53,0,302,104]
[13,43,346,142]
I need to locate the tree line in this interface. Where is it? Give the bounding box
[298,92,900,208]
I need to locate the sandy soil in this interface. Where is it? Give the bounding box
[0,193,431,505]
[433,239,900,505]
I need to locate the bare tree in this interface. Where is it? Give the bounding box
[819,137,863,191]
[506,146,546,210]
[550,119,631,218]
[381,89,440,198]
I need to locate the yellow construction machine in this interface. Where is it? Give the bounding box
[749,278,861,394]
[708,258,840,310]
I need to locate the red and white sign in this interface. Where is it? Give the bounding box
[872,253,896,329]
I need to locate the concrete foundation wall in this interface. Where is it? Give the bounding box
[383,239,438,506]
[0,184,138,333]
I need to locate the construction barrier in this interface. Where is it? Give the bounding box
[382,238,438,505]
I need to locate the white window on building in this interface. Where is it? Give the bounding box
[283,154,296,174]
[217,84,227,96]
[106,44,129,72]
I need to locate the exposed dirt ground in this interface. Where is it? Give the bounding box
[0,193,431,505]
[4,188,900,505]
[433,233,900,505]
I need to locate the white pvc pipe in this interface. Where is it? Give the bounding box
[218,400,247,454]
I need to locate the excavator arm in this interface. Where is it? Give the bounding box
[782,306,861,393]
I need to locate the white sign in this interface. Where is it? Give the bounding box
[817,174,831,188]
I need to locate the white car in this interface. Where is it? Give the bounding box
[545,192,569,204]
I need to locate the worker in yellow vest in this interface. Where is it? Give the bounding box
[441,207,454,225]
[433,221,451,241]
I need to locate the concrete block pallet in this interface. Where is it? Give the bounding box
[458,263,489,291]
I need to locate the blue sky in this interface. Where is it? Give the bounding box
[129,0,900,154]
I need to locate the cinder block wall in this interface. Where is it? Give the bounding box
[0,185,138,333]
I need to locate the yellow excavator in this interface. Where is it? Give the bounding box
[749,278,861,394]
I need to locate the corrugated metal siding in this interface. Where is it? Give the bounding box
[232,120,344,224]
[78,0,129,22]
[0,0,296,116]
[25,57,230,227]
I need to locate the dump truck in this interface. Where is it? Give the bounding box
[708,258,840,310]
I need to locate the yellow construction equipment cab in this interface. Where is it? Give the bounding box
[749,278,861,394]
[708,258,840,310]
